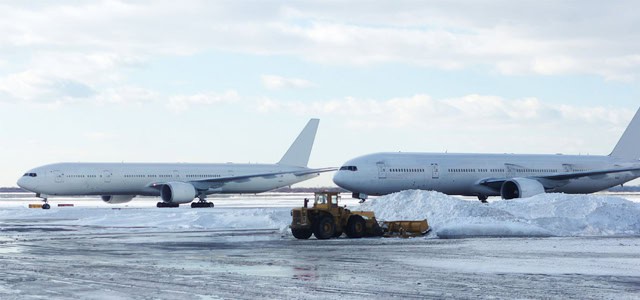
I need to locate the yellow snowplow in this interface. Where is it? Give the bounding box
[290,191,429,239]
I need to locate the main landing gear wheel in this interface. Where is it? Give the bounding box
[477,195,488,203]
[157,202,179,208]
[190,201,214,208]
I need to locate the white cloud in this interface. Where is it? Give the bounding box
[0,1,637,83]
[256,94,636,155]
[257,94,634,130]
[94,86,158,106]
[261,74,315,90]
[167,90,240,112]
[84,132,117,141]
[0,70,95,106]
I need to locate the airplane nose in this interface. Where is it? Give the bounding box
[17,177,27,189]
[17,175,36,191]
[332,172,348,189]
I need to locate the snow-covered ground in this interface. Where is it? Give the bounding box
[2,191,639,239]
[1,192,639,299]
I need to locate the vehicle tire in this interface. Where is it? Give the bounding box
[346,215,366,238]
[291,228,312,239]
[313,216,335,240]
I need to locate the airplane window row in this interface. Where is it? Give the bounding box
[186,174,222,178]
[66,175,98,178]
[447,168,560,173]
[125,175,174,178]
[391,168,424,173]
[122,174,223,178]
[339,166,358,171]
[23,173,37,177]
[515,169,558,173]
[449,169,477,173]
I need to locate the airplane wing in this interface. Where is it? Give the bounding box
[190,167,338,184]
[146,167,337,190]
[478,166,640,190]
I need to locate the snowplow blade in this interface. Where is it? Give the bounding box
[381,220,430,237]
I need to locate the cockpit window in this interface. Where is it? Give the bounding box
[339,166,358,171]
[23,173,37,177]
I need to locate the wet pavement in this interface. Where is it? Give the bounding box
[0,219,639,299]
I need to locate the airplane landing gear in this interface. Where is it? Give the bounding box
[38,194,50,209]
[477,195,488,203]
[157,202,179,208]
[190,195,214,208]
[353,192,368,204]
[190,201,214,208]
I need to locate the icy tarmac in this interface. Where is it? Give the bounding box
[1,192,639,299]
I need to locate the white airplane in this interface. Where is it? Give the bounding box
[333,108,640,202]
[18,119,334,209]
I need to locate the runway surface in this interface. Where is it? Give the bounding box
[0,193,639,299]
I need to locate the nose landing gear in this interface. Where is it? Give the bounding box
[36,193,51,209]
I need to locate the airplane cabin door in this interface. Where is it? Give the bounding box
[505,164,515,178]
[376,162,387,179]
[103,170,112,183]
[431,163,439,179]
[53,170,64,183]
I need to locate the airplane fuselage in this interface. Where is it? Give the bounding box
[19,162,317,197]
[333,152,640,197]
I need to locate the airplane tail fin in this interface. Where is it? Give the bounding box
[278,119,319,167]
[610,107,640,160]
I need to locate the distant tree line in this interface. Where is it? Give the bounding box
[0,186,348,193]
[2,185,638,193]
[271,186,349,193]
[605,185,640,192]
[0,187,27,192]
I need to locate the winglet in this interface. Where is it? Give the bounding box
[610,107,640,160]
[278,119,319,167]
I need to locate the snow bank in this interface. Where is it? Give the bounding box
[0,207,293,235]
[3,191,639,239]
[357,190,640,238]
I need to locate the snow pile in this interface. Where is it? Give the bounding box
[3,191,639,239]
[0,207,292,234]
[357,190,640,238]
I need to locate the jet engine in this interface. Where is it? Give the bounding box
[500,178,545,199]
[160,182,197,204]
[101,195,135,204]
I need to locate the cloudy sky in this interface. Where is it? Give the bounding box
[1,1,639,187]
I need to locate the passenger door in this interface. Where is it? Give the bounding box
[377,162,387,179]
[103,170,112,183]
[431,163,440,179]
[53,170,64,183]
